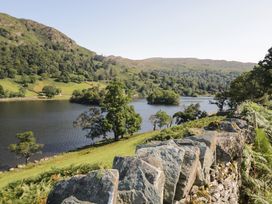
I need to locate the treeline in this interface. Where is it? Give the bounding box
[214,47,272,110]
[0,42,122,83]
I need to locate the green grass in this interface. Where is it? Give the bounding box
[0,131,158,189]
[0,78,104,100]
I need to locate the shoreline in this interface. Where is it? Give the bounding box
[0,95,71,103]
[0,94,214,103]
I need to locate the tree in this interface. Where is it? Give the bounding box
[75,81,142,141]
[173,103,207,125]
[125,106,142,136]
[102,81,141,140]
[147,88,180,105]
[149,110,172,130]
[42,85,61,98]
[228,47,272,105]
[74,107,109,140]
[70,86,105,105]
[9,131,43,164]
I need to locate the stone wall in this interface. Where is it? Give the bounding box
[47,118,252,204]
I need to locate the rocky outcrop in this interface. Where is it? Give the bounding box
[136,140,185,204]
[113,156,164,204]
[47,169,119,204]
[47,118,252,204]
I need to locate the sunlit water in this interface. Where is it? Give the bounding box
[0,97,217,169]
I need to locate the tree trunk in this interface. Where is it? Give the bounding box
[153,124,156,131]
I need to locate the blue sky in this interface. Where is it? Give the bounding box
[1,0,272,62]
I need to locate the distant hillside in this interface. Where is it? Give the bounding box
[0,12,257,97]
[0,12,103,83]
[0,13,89,52]
[108,56,255,72]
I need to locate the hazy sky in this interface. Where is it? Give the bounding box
[1,0,272,62]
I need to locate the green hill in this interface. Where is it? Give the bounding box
[108,56,255,72]
[0,12,256,98]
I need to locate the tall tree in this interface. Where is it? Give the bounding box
[75,81,142,141]
[9,131,43,164]
[149,110,172,130]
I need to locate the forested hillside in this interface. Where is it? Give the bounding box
[0,13,255,97]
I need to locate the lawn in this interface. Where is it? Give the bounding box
[0,78,105,100]
[0,131,158,189]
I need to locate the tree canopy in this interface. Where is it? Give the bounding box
[149,110,172,130]
[41,85,61,98]
[228,47,272,105]
[70,86,105,105]
[74,81,142,141]
[9,131,43,164]
[147,88,180,105]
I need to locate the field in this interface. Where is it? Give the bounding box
[0,78,104,100]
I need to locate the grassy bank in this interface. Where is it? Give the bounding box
[0,78,104,102]
[0,131,158,189]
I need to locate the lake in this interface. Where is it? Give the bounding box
[0,97,217,170]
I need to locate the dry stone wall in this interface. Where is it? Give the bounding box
[47,118,252,204]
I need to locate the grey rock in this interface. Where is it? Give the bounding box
[175,137,215,183]
[220,121,240,132]
[216,132,245,162]
[228,118,248,129]
[47,169,119,204]
[61,196,94,204]
[113,156,164,204]
[136,140,185,204]
[174,145,200,200]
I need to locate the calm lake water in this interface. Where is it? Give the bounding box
[0,97,217,170]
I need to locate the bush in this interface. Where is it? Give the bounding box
[147,88,180,105]
[42,85,61,98]
[70,86,105,105]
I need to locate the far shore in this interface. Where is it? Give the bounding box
[0,95,71,103]
[0,94,214,103]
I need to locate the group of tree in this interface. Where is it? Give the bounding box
[213,47,272,110]
[149,104,207,130]
[74,81,142,141]
[147,88,180,105]
[70,86,105,105]
[40,85,61,98]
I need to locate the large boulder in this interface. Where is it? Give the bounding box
[113,156,164,204]
[136,140,185,204]
[47,169,119,204]
[216,132,245,162]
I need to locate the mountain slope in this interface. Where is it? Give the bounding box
[108,56,255,72]
[0,12,256,97]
